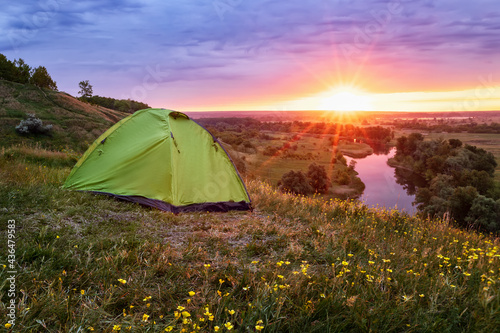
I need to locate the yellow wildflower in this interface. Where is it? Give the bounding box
[228,309,235,315]
[188,291,196,297]
[142,314,150,322]
[182,311,191,318]
[165,327,173,332]
[118,279,127,284]
[113,325,121,331]
[225,322,234,330]
[214,326,220,332]
[80,290,85,295]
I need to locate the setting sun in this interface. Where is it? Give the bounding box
[319,89,374,111]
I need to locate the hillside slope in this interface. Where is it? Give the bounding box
[1,147,500,331]
[0,80,130,151]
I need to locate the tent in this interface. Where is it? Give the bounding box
[63,108,251,213]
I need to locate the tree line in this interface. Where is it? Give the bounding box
[391,133,500,231]
[0,53,57,90]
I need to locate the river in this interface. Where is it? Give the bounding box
[345,148,417,214]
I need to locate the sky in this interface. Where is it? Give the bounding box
[2,0,500,112]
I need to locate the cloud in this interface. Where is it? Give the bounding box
[1,0,499,109]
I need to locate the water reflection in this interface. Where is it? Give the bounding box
[345,148,419,214]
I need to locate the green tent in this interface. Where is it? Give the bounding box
[63,108,251,213]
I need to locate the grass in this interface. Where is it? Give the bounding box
[1,146,500,332]
[0,80,129,152]
[244,133,373,186]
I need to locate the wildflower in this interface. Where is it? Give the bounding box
[368,261,374,265]
[342,261,349,266]
[146,303,151,307]
[348,253,354,257]
[382,259,390,263]
[285,261,290,265]
[256,325,264,331]
[80,290,85,295]
[277,275,284,279]
[165,328,173,332]
[56,236,60,239]
[88,327,94,331]
[228,309,235,315]
[118,279,127,284]
[5,323,12,328]
[188,291,195,297]
[177,306,185,311]
[225,322,234,330]
[320,293,325,298]
[419,294,425,298]
[174,311,181,319]
[113,325,121,331]
[144,296,152,301]
[142,314,150,322]
[204,264,211,268]
[182,311,191,318]
[251,260,259,264]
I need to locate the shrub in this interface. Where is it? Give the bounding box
[15,113,53,136]
[307,163,329,194]
[279,170,312,195]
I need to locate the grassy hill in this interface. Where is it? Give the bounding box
[1,144,500,332]
[0,79,129,152]
[1,84,500,331]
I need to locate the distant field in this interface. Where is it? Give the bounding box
[240,132,373,185]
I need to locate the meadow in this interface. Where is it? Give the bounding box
[1,144,500,332]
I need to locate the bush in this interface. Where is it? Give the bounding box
[15,113,53,136]
[307,163,329,194]
[279,170,312,195]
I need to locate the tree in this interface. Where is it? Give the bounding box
[279,170,312,195]
[465,195,500,231]
[78,80,93,98]
[307,163,329,194]
[30,66,57,90]
[13,58,31,84]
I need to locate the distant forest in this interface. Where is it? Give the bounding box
[80,95,150,114]
[393,120,500,134]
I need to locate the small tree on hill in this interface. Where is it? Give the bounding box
[30,66,57,90]
[307,163,329,194]
[279,170,312,195]
[78,80,93,98]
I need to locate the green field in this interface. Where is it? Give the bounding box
[238,133,373,185]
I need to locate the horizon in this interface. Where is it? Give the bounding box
[2,1,500,112]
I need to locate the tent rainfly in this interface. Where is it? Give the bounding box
[63,108,251,213]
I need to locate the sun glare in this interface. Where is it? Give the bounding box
[319,89,373,112]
